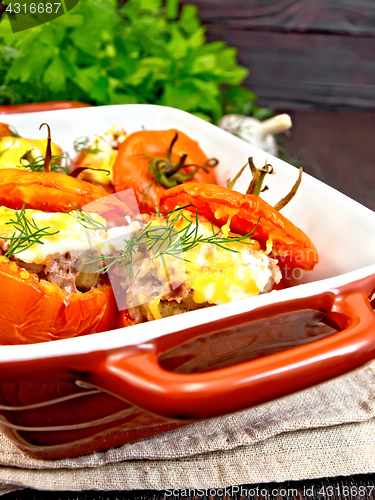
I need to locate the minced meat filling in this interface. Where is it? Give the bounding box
[0,238,100,294]
[127,284,212,324]
[0,238,9,256]
[43,253,80,294]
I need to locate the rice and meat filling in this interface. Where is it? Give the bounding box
[0,238,100,293]
[126,254,281,323]
[0,207,106,294]
[119,211,282,322]
[0,206,282,320]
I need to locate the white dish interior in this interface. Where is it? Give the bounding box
[1,104,375,361]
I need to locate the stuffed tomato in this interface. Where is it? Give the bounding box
[0,206,118,344]
[160,183,318,271]
[0,169,107,212]
[0,122,63,170]
[115,207,282,326]
[113,129,218,214]
[70,124,127,191]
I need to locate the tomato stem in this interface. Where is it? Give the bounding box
[39,123,52,173]
[147,133,218,190]
[69,166,111,179]
[246,157,273,196]
[274,167,303,211]
[227,157,302,211]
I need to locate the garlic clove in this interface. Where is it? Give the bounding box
[257,114,292,140]
[219,113,292,157]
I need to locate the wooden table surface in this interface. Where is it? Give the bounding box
[3,475,375,500]
[180,0,375,110]
[2,108,375,498]
[279,109,375,212]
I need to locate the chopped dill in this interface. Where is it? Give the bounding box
[3,203,59,257]
[19,150,70,174]
[65,202,108,231]
[73,136,102,155]
[84,206,259,280]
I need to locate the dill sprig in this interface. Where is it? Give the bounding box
[19,150,70,174]
[3,204,59,257]
[85,206,259,279]
[73,136,102,155]
[65,202,108,231]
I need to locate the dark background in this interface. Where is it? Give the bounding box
[4,475,375,500]
[180,0,375,110]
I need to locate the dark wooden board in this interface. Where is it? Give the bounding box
[203,29,375,109]
[179,0,375,109]
[277,109,375,211]
[180,0,375,36]
[3,474,375,499]
[2,0,375,108]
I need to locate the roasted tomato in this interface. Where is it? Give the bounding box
[113,129,218,214]
[0,122,16,138]
[0,169,107,212]
[116,310,137,329]
[0,206,119,344]
[160,183,318,271]
[0,256,118,344]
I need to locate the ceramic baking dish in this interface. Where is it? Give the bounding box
[0,104,375,460]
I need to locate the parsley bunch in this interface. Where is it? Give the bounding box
[0,0,268,123]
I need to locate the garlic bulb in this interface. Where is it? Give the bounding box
[219,114,292,156]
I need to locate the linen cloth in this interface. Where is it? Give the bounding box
[0,360,375,491]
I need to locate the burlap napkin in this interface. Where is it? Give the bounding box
[1,360,375,492]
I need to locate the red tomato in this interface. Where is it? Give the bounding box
[160,183,318,271]
[0,169,107,212]
[113,129,217,214]
[0,257,118,345]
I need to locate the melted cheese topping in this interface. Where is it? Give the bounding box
[182,220,274,304]
[0,207,281,309]
[0,207,138,265]
[139,212,280,307]
[148,298,162,320]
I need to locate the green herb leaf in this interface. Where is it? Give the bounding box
[166,0,179,20]
[85,206,259,279]
[0,0,267,123]
[73,136,101,154]
[3,203,59,257]
[43,58,69,93]
[66,202,108,231]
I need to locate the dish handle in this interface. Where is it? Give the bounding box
[0,101,90,115]
[87,290,375,420]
